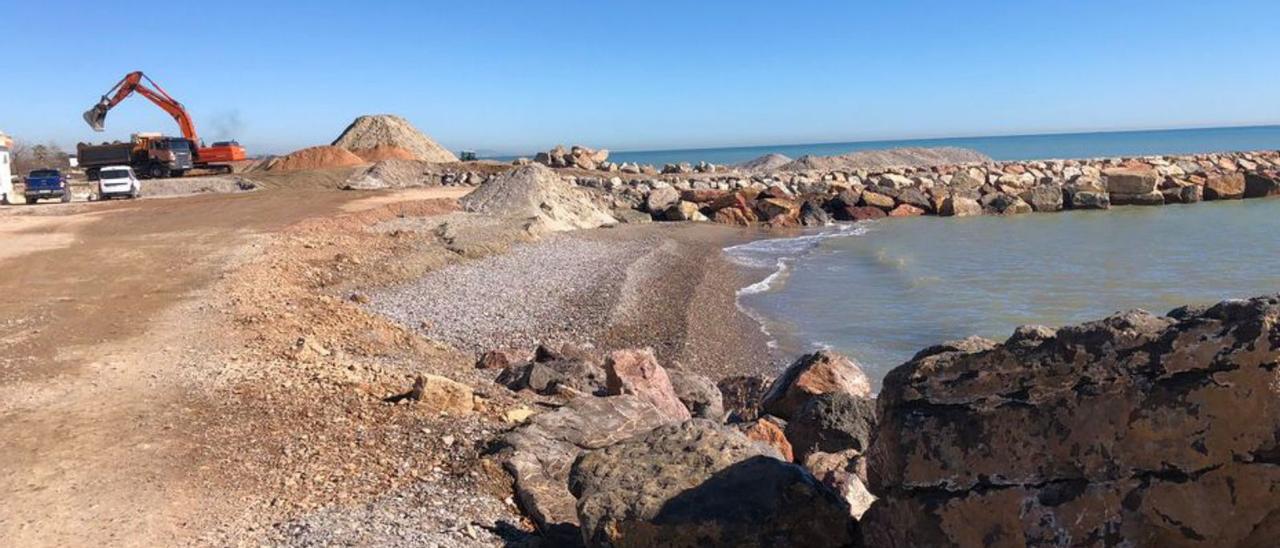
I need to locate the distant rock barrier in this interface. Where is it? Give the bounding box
[561,150,1280,227]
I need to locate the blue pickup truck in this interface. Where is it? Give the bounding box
[24,169,72,204]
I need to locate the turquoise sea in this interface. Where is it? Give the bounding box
[600,125,1280,166]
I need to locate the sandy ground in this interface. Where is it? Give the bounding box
[0,170,768,546]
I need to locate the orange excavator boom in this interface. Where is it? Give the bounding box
[83,71,247,167]
[84,71,199,142]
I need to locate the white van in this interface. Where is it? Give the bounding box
[96,165,141,200]
[0,133,13,205]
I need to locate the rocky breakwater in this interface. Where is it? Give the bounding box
[490,344,876,547]
[863,294,1280,546]
[484,292,1280,546]
[559,149,1280,227]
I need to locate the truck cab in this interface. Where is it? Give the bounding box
[96,165,141,200]
[24,169,72,204]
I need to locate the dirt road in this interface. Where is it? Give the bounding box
[0,186,469,546]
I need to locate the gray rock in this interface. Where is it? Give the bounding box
[1244,172,1280,198]
[1070,191,1110,210]
[645,186,680,213]
[1103,168,1159,194]
[784,393,878,463]
[569,420,858,547]
[1020,185,1064,212]
[499,395,673,539]
[667,369,726,420]
[495,358,607,396]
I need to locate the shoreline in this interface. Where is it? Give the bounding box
[371,221,779,379]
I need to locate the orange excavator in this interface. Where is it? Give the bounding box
[83,71,247,172]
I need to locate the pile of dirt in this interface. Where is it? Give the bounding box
[781,146,991,171]
[351,145,418,162]
[734,153,793,172]
[267,146,366,172]
[332,115,458,163]
[460,164,616,234]
[343,159,437,190]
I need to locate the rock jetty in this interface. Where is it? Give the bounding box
[561,149,1280,227]
[484,293,1280,546]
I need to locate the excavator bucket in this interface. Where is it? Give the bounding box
[83,98,110,131]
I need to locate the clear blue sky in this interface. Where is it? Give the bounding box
[3,1,1278,156]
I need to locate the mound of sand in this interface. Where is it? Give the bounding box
[332,115,458,163]
[781,147,991,171]
[267,146,366,172]
[351,145,418,162]
[460,164,616,234]
[735,153,793,172]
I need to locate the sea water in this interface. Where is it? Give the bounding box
[726,199,1280,388]
[601,125,1280,166]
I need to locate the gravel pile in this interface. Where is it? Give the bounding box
[333,115,458,163]
[781,146,991,171]
[371,234,657,354]
[460,164,617,234]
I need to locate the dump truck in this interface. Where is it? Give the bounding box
[83,71,247,173]
[78,133,194,180]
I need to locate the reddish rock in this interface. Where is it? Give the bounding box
[603,349,691,421]
[476,348,526,370]
[761,350,872,420]
[679,188,727,203]
[711,207,756,227]
[887,204,924,217]
[708,191,753,212]
[758,184,793,200]
[755,197,798,220]
[737,416,794,462]
[842,206,887,222]
[864,295,1280,547]
[1203,173,1245,200]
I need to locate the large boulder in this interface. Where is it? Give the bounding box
[860,191,896,211]
[939,195,982,217]
[667,369,725,420]
[1109,190,1165,206]
[645,186,680,213]
[1244,171,1280,198]
[1019,185,1064,212]
[500,395,673,539]
[1103,167,1158,194]
[569,420,859,547]
[603,349,691,421]
[1203,173,1246,200]
[761,350,872,420]
[863,295,1280,547]
[1070,190,1110,210]
[717,375,771,422]
[784,393,877,463]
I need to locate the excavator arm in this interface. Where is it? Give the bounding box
[83,71,200,144]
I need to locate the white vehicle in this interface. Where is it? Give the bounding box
[0,132,13,205]
[96,165,141,200]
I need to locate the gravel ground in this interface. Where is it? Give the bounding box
[263,471,534,547]
[369,223,775,379]
[372,234,657,354]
